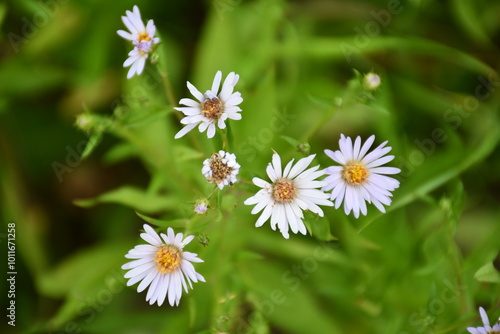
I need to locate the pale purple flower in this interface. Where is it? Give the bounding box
[117,6,160,78]
[467,307,500,334]
[122,224,205,306]
[323,134,401,218]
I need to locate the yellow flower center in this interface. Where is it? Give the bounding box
[154,245,181,274]
[202,98,223,120]
[209,154,233,184]
[342,162,369,185]
[138,32,151,42]
[272,179,297,203]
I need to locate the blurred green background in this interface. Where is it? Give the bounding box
[1,0,500,333]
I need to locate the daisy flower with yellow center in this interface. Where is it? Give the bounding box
[174,71,243,139]
[117,6,160,79]
[122,224,205,306]
[244,152,333,239]
[323,134,401,218]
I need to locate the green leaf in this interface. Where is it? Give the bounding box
[135,211,188,229]
[80,132,102,159]
[305,36,495,76]
[74,186,178,213]
[173,144,204,162]
[280,135,301,148]
[304,214,337,242]
[102,142,137,164]
[451,0,492,46]
[38,242,129,328]
[474,261,500,283]
[0,3,7,28]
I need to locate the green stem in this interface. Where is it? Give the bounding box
[159,69,177,109]
[206,187,218,200]
[301,105,337,142]
[446,217,467,314]
[222,128,230,152]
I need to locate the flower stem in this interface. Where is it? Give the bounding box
[301,104,337,141]
[158,69,177,109]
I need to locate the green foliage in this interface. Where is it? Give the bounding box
[2,0,500,333]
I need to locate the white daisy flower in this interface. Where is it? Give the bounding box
[467,307,500,334]
[202,150,240,189]
[117,6,160,79]
[322,134,401,218]
[122,224,205,306]
[174,71,243,139]
[244,152,333,239]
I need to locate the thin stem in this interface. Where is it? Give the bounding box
[206,187,218,200]
[159,69,177,109]
[222,128,230,152]
[301,105,338,142]
[446,216,467,314]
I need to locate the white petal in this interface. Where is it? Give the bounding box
[272,153,282,179]
[255,204,274,227]
[369,166,401,175]
[253,177,271,189]
[362,143,391,165]
[352,136,362,160]
[479,307,491,327]
[117,30,134,40]
[211,70,222,94]
[146,275,161,303]
[266,162,279,182]
[187,81,205,102]
[288,154,315,179]
[178,98,200,107]
[219,72,237,101]
[175,123,198,139]
[358,135,375,160]
[137,270,158,292]
[207,123,216,138]
[156,274,170,306]
[366,155,395,168]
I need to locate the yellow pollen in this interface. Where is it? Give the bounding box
[154,245,181,274]
[209,154,233,184]
[272,179,297,203]
[202,98,223,120]
[342,162,369,185]
[138,32,151,42]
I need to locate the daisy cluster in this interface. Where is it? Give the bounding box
[117,5,404,307]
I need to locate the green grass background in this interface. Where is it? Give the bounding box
[1,0,500,333]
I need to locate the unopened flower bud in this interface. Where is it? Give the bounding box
[363,72,381,91]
